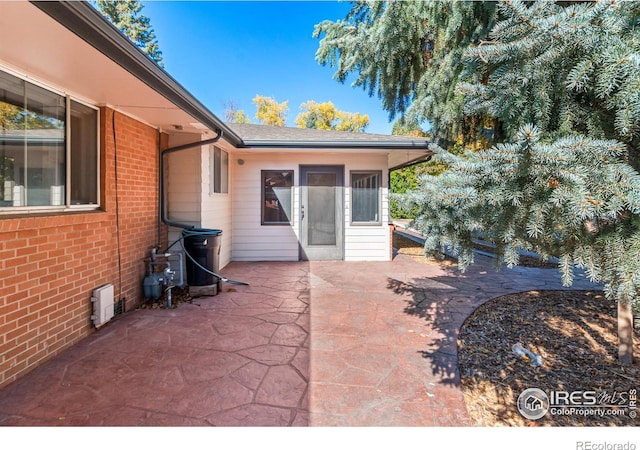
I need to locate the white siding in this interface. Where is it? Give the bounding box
[344,183,390,261]
[200,141,234,269]
[232,153,300,261]
[166,134,202,246]
[231,151,391,262]
[165,135,235,273]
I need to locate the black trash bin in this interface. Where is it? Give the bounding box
[182,228,222,286]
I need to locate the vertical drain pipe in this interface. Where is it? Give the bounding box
[155,129,223,306]
[160,129,223,229]
[158,128,248,286]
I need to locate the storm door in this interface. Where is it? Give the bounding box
[299,165,344,260]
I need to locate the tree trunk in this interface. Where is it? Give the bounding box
[618,301,634,364]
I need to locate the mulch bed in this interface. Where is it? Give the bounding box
[138,286,192,309]
[392,232,458,266]
[458,290,639,426]
[392,230,639,426]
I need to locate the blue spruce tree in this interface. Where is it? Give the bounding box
[317,0,639,362]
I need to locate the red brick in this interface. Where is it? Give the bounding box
[0,107,164,387]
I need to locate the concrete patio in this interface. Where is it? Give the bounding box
[0,241,599,426]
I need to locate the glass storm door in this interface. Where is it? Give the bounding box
[300,165,344,260]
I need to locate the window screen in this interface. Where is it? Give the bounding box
[351,171,381,223]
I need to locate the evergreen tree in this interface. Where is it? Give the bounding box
[95,0,164,67]
[460,0,640,167]
[314,0,498,148]
[390,117,433,219]
[401,0,640,362]
[320,0,640,362]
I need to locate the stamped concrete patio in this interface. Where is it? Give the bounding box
[0,239,598,426]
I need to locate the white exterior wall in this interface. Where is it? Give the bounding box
[232,153,300,261]
[344,182,391,261]
[200,140,234,269]
[166,134,234,270]
[166,133,202,247]
[232,150,390,262]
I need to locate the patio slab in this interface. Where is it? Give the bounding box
[0,248,599,426]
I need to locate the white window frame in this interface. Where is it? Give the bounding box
[67,97,100,210]
[350,170,382,225]
[0,66,100,215]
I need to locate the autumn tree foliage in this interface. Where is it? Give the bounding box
[223,100,251,124]
[252,95,288,127]
[295,100,369,132]
[224,96,370,132]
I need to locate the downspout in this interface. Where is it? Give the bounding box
[159,128,249,286]
[160,129,223,229]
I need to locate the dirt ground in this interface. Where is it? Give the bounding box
[392,232,639,426]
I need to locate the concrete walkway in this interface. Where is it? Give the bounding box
[0,244,598,426]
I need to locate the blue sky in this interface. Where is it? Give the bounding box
[142,1,396,134]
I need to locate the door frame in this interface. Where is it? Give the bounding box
[299,164,344,261]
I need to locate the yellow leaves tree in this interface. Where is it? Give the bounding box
[0,101,62,130]
[253,95,288,127]
[295,100,369,132]
[224,96,369,133]
[223,100,251,124]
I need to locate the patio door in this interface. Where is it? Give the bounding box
[299,165,344,260]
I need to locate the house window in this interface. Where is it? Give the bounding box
[70,100,98,205]
[351,171,381,224]
[210,146,228,194]
[0,68,98,211]
[262,170,293,225]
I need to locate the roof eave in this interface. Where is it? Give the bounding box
[240,140,432,150]
[30,0,244,147]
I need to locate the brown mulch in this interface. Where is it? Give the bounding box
[392,232,458,266]
[458,291,639,426]
[138,286,192,309]
[392,231,639,426]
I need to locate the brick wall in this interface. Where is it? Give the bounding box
[0,107,166,388]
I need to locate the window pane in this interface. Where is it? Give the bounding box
[262,170,292,224]
[219,148,228,193]
[308,173,336,245]
[70,100,97,205]
[352,172,380,222]
[212,146,228,194]
[0,71,65,207]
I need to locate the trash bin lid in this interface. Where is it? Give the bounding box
[181,228,222,237]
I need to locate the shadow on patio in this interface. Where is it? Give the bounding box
[0,250,599,426]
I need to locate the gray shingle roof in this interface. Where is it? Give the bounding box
[225,123,430,149]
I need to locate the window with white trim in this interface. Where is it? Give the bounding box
[0,68,98,212]
[351,171,381,224]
